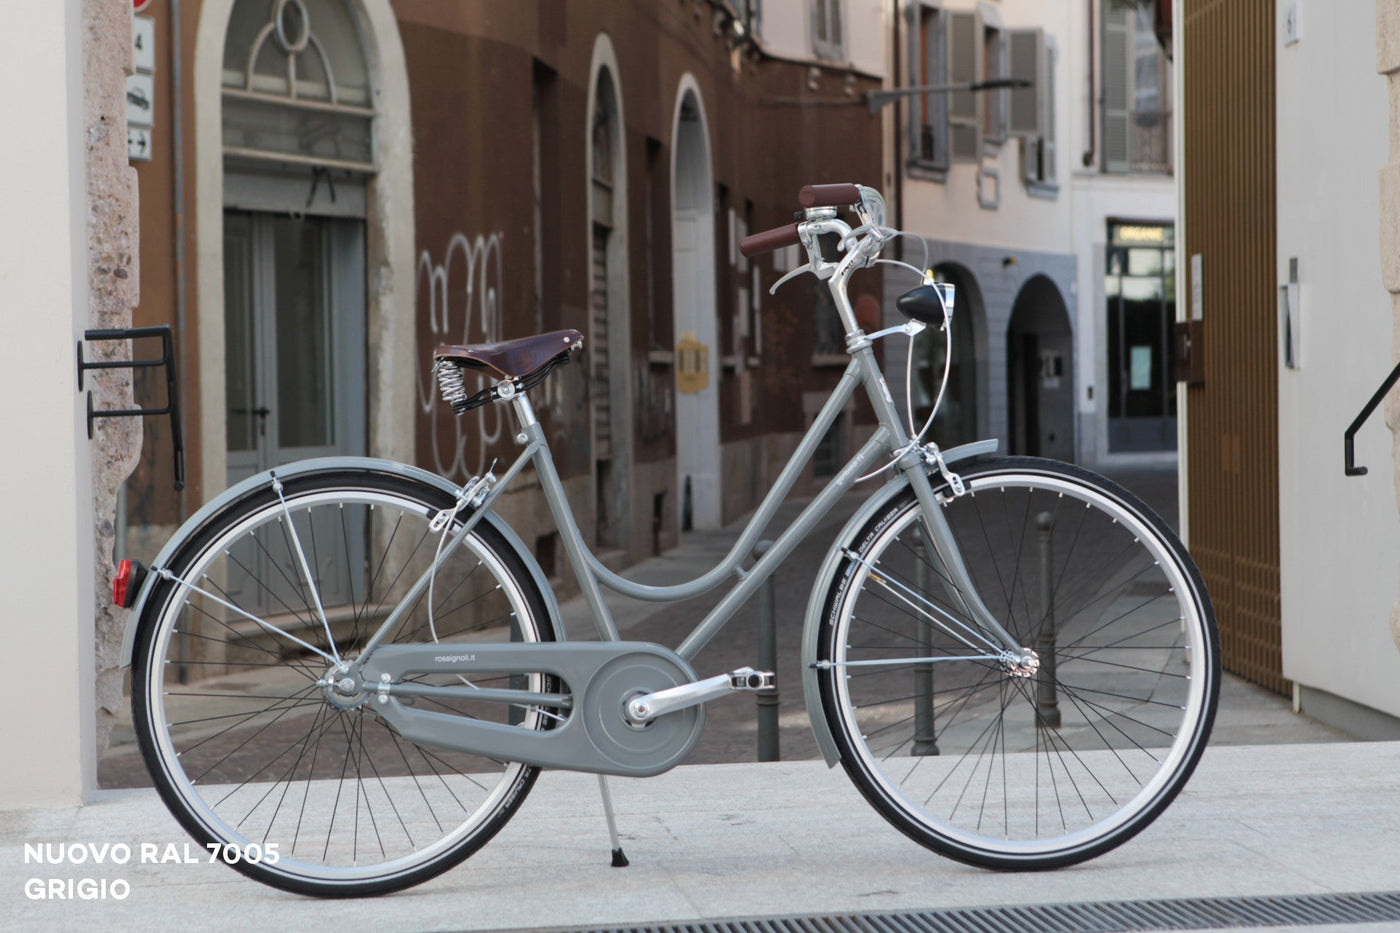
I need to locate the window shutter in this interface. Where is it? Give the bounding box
[1006,28,1044,138]
[947,9,981,161]
[908,3,949,168]
[1101,2,1132,172]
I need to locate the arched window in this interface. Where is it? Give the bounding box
[222,0,374,172]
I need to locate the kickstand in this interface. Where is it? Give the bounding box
[597,774,629,867]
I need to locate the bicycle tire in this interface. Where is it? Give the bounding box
[130,468,557,896]
[817,457,1219,869]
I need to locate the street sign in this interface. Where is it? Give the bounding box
[126,72,154,128]
[132,16,155,73]
[127,126,153,162]
[134,0,153,12]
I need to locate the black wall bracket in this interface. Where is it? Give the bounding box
[1343,358,1400,477]
[77,325,185,491]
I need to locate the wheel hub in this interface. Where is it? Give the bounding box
[320,664,368,710]
[1002,648,1040,678]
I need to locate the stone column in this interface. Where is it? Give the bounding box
[1379,0,1400,654]
[84,0,143,762]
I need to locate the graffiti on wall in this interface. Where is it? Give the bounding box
[416,231,568,480]
[416,232,505,480]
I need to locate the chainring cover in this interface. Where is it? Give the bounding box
[581,651,704,775]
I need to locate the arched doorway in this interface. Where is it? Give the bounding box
[587,46,632,551]
[1006,275,1073,460]
[671,81,720,531]
[198,0,414,610]
[196,0,415,504]
[909,263,987,447]
[221,0,372,488]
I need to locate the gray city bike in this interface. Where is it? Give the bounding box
[117,184,1219,897]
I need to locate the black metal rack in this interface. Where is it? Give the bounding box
[77,325,185,491]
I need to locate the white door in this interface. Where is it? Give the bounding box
[222,211,367,611]
[672,94,721,531]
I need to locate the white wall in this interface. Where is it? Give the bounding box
[757,0,886,75]
[901,0,1075,255]
[1276,0,1400,718]
[0,0,97,806]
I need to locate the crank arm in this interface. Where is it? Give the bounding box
[624,667,774,724]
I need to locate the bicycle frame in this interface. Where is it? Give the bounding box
[362,347,1019,674]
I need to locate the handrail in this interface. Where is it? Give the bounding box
[1343,358,1400,477]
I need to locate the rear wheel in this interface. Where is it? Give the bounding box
[130,469,556,896]
[818,457,1218,869]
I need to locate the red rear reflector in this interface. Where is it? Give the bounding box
[114,560,139,608]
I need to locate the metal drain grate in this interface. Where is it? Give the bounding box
[507,890,1400,933]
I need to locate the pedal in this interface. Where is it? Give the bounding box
[625,667,777,723]
[730,668,775,691]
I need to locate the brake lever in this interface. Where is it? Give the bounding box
[839,224,895,254]
[769,263,814,295]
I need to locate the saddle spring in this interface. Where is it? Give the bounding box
[434,360,488,415]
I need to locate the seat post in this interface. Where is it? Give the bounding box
[509,393,539,435]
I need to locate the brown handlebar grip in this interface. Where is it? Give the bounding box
[798,183,862,209]
[739,223,802,258]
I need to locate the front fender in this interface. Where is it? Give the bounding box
[119,457,563,668]
[800,439,998,766]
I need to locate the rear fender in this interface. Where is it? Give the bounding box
[119,457,562,667]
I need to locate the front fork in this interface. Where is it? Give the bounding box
[851,340,1034,670]
[898,450,1038,672]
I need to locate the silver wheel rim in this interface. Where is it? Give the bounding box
[142,486,544,885]
[831,469,1211,859]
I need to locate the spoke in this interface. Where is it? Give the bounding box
[186,685,324,784]
[848,550,1004,654]
[222,544,314,631]
[156,567,338,665]
[229,701,339,835]
[1054,681,1179,741]
[1053,651,1187,679]
[170,615,321,683]
[1064,610,1183,655]
[270,475,341,664]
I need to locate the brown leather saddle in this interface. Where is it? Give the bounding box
[433,329,583,412]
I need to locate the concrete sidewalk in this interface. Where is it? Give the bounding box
[3,742,1399,931]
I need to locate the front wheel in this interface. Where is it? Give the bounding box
[818,457,1219,869]
[130,469,557,896]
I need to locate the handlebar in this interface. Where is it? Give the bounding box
[798,183,862,209]
[739,183,871,258]
[738,223,801,259]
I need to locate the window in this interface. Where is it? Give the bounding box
[982,22,1006,144]
[1008,30,1056,193]
[221,0,374,172]
[812,0,844,61]
[1102,0,1172,173]
[946,9,981,162]
[907,2,948,171]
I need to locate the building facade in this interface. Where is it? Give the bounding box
[1175,0,1400,732]
[883,0,1175,469]
[101,0,886,782]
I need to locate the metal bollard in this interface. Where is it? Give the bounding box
[1035,511,1062,729]
[912,535,939,755]
[754,539,780,761]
